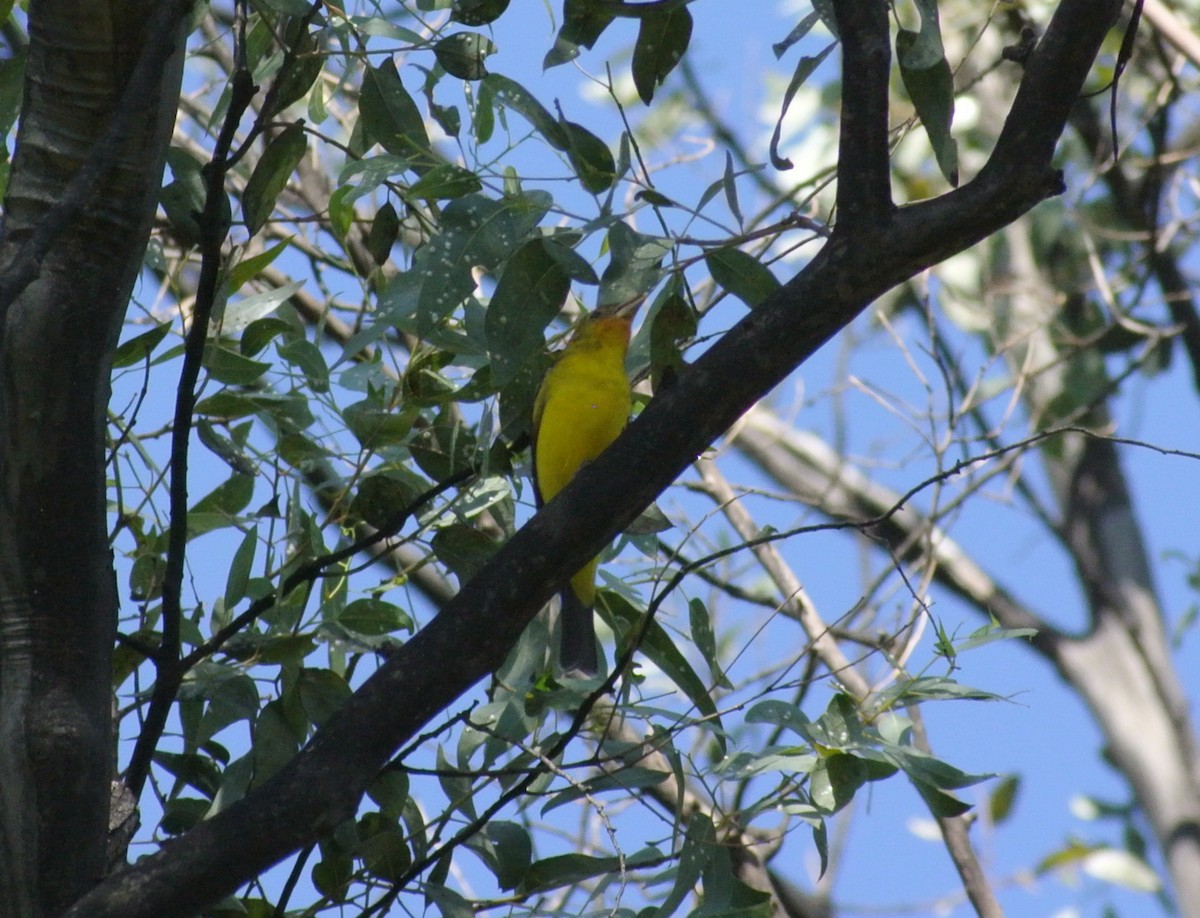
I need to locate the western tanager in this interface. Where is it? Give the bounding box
[532,298,640,674]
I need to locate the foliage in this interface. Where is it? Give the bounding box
[16,0,1183,914]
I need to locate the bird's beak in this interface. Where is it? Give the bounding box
[592,294,646,321]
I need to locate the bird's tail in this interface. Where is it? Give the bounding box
[559,586,598,675]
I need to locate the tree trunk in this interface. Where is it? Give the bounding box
[0,1,186,912]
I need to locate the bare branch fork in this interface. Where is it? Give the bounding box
[66,0,1124,914]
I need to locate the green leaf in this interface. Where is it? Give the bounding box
[452,0,510,26]
[197,391,314,429]
[227,238,292,293]
[224,528,257,608]
[203,344,271,386]
[341,398,413,449]
[0,48,26,140]
[722,150,744,228]
[252,699,302,785]
[648,281,696,390]
[368,201,400,265]
[772,11,821,59]
[412,192,550,333]
[430,524,500,582]
[910,779,973,818]
[437,744,477,821]
[897,4,958,187]
[810,752,867,814]
[556,111,617,194]
[358,821,411,881]
[220,280,303,335]
[896,0,946,69]
[1036,839,1101,875]
[425,883,473,918]
[485,239,572,386]
[599,221,670,308]
[240,317,294,357]
[542,233,599,284]
[161,798,210,835]
[327,184,355,241]
[625,501,672,535]
[407,162,484,200]
[264,23,323,117]
[706,247,781,309]
[222,633,315,667]
[297,668,352,727]
[657,812,713,918]
[191,670,261,743]
[520,848,661,894]
[988,774,1020,825]
[806,694,866,750]
[277,338,330,392]
[544,0,614,68]
[715,748,817,781]
[113,322,172,369]
[190,473,255,519]
[631,7,693,104]
[745,699,810,737]
[953,619,1039,654]
[884,744,991,818]
[804,817,829,881]
[481,74,615,192]
[242,121,307,235]
[153,750,223,799]
[688,597,732,690]
[367,769,410,819]
[258,0,310,13]
[769,41,836,170]
[873,674,1006,708]
[129,551,165,602]
[434,32,495,81]
[338,598,412,636]
[486,821,533,890]
[160,177,205,247]
[351,473,422,529]
[889,748,991,792]
[408,417,478,479]
[602,592,724,748]
[478,74,566,148]
[311,845,352,902]
[361,59,435,171]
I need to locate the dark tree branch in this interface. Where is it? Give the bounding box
[66,0,1124,913]
[831,0,893,228]
[123,23,260,801]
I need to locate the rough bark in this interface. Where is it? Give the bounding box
[0,1,187,913]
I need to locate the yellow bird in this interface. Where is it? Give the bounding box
[532,298,641,674]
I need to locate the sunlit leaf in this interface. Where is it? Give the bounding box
[988,774,1021,825]
[705,247,781,309]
